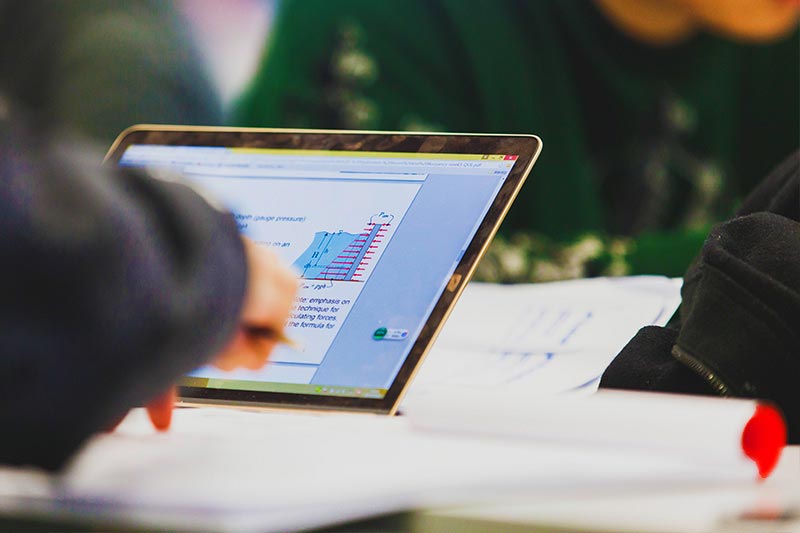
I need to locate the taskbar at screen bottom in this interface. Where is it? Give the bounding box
[181,376,387,399]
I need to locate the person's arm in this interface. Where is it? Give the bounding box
[118,237,299,434]
[0,112,245,470]
[601,151,800,443]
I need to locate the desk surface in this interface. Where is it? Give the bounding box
[0,278,790,532]
[2,445,797,533]
[413,445,800,533]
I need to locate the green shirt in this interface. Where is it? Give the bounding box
[235,0,799,280]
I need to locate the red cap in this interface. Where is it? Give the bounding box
[741,404,787,479]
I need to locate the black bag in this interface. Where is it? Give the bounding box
[601,151,800,443]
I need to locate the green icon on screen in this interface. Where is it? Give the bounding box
[373,327,387,340]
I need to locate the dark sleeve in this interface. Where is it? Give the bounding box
[601,151,800,443]
[0,114,247,470]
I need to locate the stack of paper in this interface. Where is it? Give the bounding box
[0,404,765,532]
[404,389,787,478]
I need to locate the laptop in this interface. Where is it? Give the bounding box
[105,126,542,415]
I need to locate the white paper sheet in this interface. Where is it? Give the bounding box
[25,406,751,532]
[404,389,761,475]
[406,277,681,400]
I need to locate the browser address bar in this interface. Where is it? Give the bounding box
[181,165,426,182]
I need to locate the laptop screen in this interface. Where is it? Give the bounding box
[118,144,520,400]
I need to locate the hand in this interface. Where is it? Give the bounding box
[213,237,298,371]
[114,238,298,433]
[106,386,177,433]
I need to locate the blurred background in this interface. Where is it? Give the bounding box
[1,0,797,282]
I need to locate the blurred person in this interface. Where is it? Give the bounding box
[0,99,297,470]
[602,149,800,443]
[0,1,296,471]
[176,0,275,109]
[234,0,800,281]
[0,0,223,145]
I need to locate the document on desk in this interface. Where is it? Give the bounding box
[406,276,682,399]
[404,389,787,481]
[0,406,762,533]
[5,277,766,533]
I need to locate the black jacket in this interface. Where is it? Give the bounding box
[601,151,800,443]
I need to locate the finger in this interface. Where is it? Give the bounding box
[213,327,278,370]
[214,328,265,370]
[240,241,298,327]
[146,386,178,431]
[242,334,277,369]
[211,239,298,373]
[213,329,248,370]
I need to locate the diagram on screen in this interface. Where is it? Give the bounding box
[293,212,395,282]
